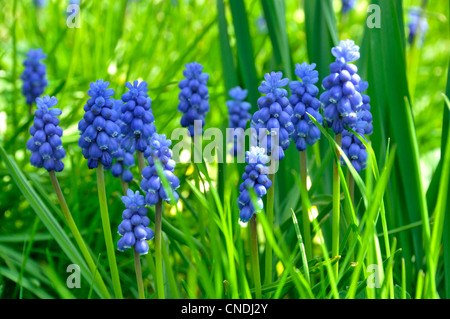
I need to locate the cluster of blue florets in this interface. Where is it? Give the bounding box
[227,86,252,156]
[342,0,357,13]
[251,72,294,161]
[237,147,272,223]
[408,7,429,46]
[178,62,210,136]
[141,134,180,206]
[78,80,120,169]
[111,147,135,182]
[21,48,48,105]
[27,96,65,172]
[117,189,154,255]
[340,80,373,173]
[320,40,363,135]
[119,81,156,154]
[110,99,135,182]
[289,62,323,151]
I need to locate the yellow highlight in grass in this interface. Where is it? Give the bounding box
[276,260,284,277]
[308,205,319,222]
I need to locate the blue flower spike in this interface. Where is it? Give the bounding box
[21,48,48,105]
[117,189,154,255]
[251,71,293,161]
[141,134,180,206]
[289,62,323,151]
[120,81,156,154]
[341,79,373,173]
[320,40,363,135]
[408,7,429,46]
[227,86,252,156]
[238,146,272,223]
[27,95,65,172]
[178,62,210,137]
[110,99,135,182]
[78,79,120,170]
[342,0,357,14]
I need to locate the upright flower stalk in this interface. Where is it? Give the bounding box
[289,62,323,260]
[178,62,210,137]
[141,133,180,299]
[21,48,48,112]
[27,95,111,298]
[251,71,293,286]
[237,146,272,298]
[117,189,154,299]
[119,80,156,173]
[110,99,135,192]
[78,79,123,298]
[320,39,363,277]
[226,86,251,156]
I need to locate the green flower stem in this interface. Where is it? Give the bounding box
[137,150,146,174]
[134,249,145,299]
[250,215,262,299]
[264,172,275,287]
[155,200,165,299]
[48,170,111,299]
[300,150,312,261]
[346,171,355,262]
[120,178,129,194]
[118,183,144,299]
[97,164,123,299]
[332,134,342,278]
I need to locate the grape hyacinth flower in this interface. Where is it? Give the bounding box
[237,146,272,223]
[78,79,120,169]
[251,71,294,160]
[408,7,429,46]
[119,81,156,154]
[342,0,357,14]
[141,134,180,206]
[21,48,48,106]
[289,62,323,151]
[178,62,210,136]
[111,147,135,182]
[320,40,363,135]
[110,99,135,182]
[27,95,65,172]
[341,80,373,173]
[227,86,252,156]
[117,189,154,255]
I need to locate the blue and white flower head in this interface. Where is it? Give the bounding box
[110,99,135,182]
[251,71,294,161]
[289,62,323,151]
[20,48,48,105]
[408,7,429,46]
[119,81,156,154]
[340,79,373,173]
[342,0,357,14]
[320,40,363,134]
[238,146,272,223]
[78,79,120,170]
[27,96,65,172]
[141,134,180,206]
[227,86,252,156]
[178,62,210,136]
[117,189,154,255]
